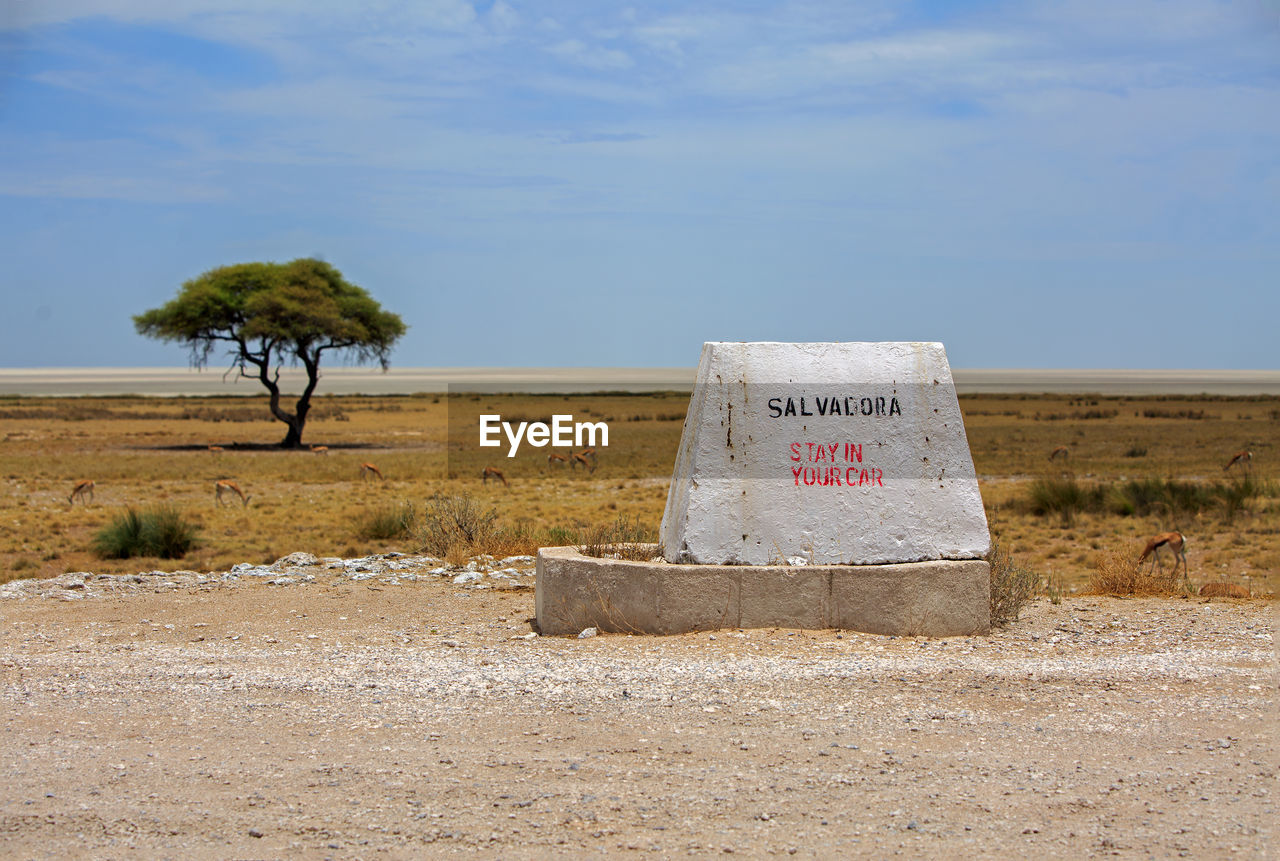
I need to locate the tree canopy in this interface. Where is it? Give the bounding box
[135,258,407,447]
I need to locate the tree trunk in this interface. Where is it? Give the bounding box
[279,418,304,448]
[277,352,320,448]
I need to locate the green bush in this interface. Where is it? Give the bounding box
[1110,477,1258,520]
[1030,475,1272,523]
[543,525,580,546]
[1028,476,1104,523]
[355,502,416,541]
[93,506,199,559]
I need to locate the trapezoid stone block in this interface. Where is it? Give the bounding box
[659,341,990,566]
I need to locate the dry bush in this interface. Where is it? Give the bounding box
[1088,546,1188,597]
[580,515,658,561]
[987,537,1040,627]
[1200,582,1250,598]
[413,495,549,562]
[415,493,498,559]
[485,522,544,559]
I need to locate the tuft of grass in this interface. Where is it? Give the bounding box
[355,502,416,541]
[92,506,200,559]
[579,515,657,561]
[987,537,1040,627]
[1045,573,1064,605]
[1087,545,1188,597]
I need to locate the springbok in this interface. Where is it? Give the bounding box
[1048,446,1069,462]
[482,466,508,487]
[1224,450,1252,473]
[360,462,384,482]
[68,480,95,506]
[547,453,570,469]
[1138,531,1187,579]
[214,480,251,508]
[310,445,329,455]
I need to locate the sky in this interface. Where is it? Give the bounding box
[1,1,1278,370]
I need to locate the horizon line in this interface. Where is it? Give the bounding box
[1,366,1278,397]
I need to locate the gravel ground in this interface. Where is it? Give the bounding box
[1,553,1276,859]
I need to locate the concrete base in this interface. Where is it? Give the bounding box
[536,545,990,637]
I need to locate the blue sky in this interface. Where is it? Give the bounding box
[1,1,1277,369]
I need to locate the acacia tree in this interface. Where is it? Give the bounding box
[135,258,407,448]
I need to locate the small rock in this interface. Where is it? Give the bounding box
[248,828,264,838]
[578,627,598,639]
[272,552,318,569]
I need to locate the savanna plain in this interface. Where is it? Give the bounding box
[1,392,1276,858]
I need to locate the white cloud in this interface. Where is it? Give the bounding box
[546,38,634,71]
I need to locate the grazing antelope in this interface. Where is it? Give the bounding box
[1138,531,1187,579]
[208,445,225,453]
[1224,450,1252,473]
[310,445,329,455]
[359,462,384,482]
[481,466,508,487]
[1048,446,1069,462]
[214,480,251,508]
[547,453,570,469]
[1200,582,1249,599]
[68,480,95,506]
[570,452,596,472]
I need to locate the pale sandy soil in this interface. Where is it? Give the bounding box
[1,557,1276,859]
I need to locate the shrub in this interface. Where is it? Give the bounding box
[987,537,1040,627]
[93,506,199,559]
[1028,476,1104,523]
[415,493,498,559]
[1111,477,1260,520]
[1124,444,1148,458]
[355,502,416,541]
[484,521,543,559]
[1216,476,1260,522]
[1087,545,1187,597]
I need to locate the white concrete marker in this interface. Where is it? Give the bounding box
[660,342,990,566]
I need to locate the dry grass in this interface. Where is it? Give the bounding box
[0,391,1276,596]
[1087,546,1190,597]
[579,515,658,561]
[987,537,1040,627]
